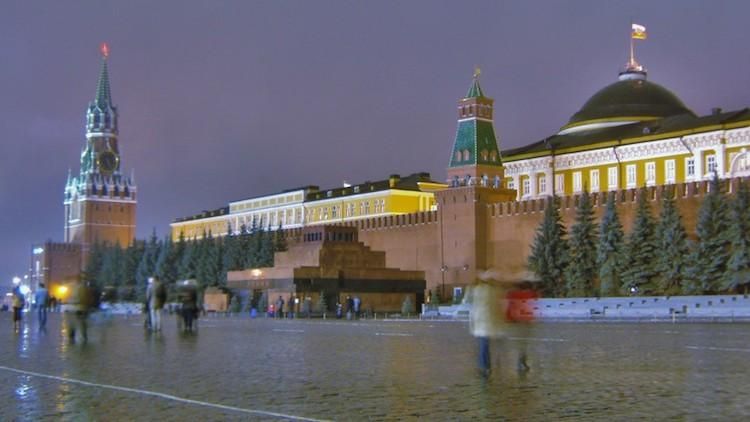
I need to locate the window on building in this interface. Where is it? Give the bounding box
[645,162,656,185]
[555,174,564,194]
[455,151,461,162]
[590,169,600,192]
[481,150,488,161]
[707,154,717,174]
[507,178,515,190]
[626,165,637,188]
[331,206,338,218]
[490,151,497,162]
[665,160,676,183]
[463,150,470,161]
[609,165,620,190]
[538,174,547,194]
[572,171,582,193]
[686,157,695,178]
[522,178,530,196]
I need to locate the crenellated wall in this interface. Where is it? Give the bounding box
[277,177,747,300]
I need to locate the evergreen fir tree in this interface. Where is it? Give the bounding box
[654,186,690,295]
[684,175,730,294]
[135,230,161,298]
[597,192,626,296]
[317,291,327,313]
[177,237,196,280]
[257,227,275,267]
[564,191,598,297]
[99,243,124,289]
[274,223,288,252]
[83,241,105,286]
[121,240,144,300]
[155,236,179,285]
[723,179,750,293]
[621,188,658,295]
[528,195,569,297]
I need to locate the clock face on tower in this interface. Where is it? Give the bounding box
[98,151,119,174]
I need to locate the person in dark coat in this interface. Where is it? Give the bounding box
[180,282,198,332]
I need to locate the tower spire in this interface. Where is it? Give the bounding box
[466,66,484,98]
[446,70,503,187]
[86,42,118,136]
[95,43,113,108]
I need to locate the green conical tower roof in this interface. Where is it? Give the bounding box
[94,57,113,108]
[466,76,484,98]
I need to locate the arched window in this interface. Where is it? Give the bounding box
[455,151,461,162]
[463,150,470,161]
[481,150,488,161]
[490,151,497,162]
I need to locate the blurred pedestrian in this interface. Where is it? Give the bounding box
[468,278,505,377]
[505,281,539,371]
[11,285,25,333]
[179,281,198,333]
[275,296,284,319]
[353,296,361,319]
[67,281,94,343]
[346,295,354,320]
[35,283,49,330]
[146,277,167,332]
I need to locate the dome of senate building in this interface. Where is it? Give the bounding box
[559,69,695,135]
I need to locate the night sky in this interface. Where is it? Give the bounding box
[2,1,749,289]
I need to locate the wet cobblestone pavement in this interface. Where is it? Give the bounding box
[1,311,749,420]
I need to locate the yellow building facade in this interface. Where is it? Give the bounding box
[170,173,444,241]
[502,65,750,199]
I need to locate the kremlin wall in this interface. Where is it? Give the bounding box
[196,55,750,307]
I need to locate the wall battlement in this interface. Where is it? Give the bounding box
[489,177,748,218]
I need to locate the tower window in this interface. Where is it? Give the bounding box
[490,151,497,162]
[455,151,461,162]
[481,150,488,161]
[463,150,470,161]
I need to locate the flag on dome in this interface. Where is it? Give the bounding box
[631,23,647,40]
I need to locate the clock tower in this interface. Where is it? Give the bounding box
[64,44,137,251]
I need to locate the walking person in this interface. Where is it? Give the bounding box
[468,278,505,377]
[505,281,539,372]
[66,281,94,343]
[35,283,49,330]
[353,296,361,319]
[11,284,25,333]
[146,277,167,332]
[275,296,284,319]
[180,281,198,333]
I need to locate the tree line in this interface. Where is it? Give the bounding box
[84,220,287,302]
[528,177,750,298]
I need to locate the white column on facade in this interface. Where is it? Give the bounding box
[529,172,538,198]
[512,174,521,201]
[544,167,553,196]
[694,149,703,179]
[715,143,726,177]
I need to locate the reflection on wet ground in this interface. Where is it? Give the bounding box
[0,312,749,420]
